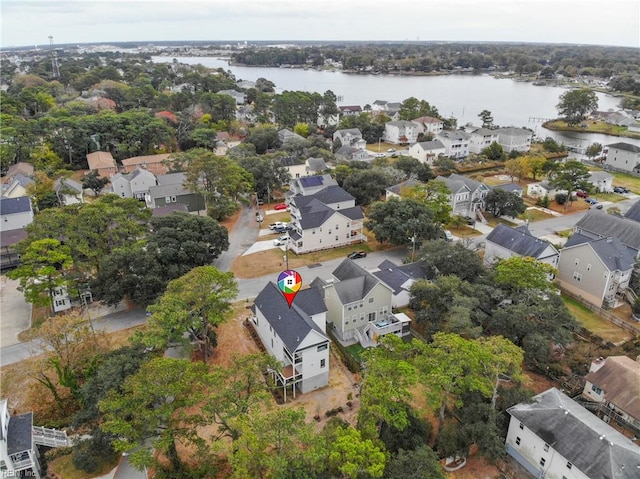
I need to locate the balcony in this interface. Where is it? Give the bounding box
[358,312,412,347]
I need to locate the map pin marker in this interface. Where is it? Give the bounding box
[277,270,302,308]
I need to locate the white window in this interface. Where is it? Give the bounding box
[519,423,524,430]
[320,359,326,368]
[369,297,374,303]
[540,458,546,467]
[591,385,602,394]
[317,344,327,352]
[573,272,582,282]
[515,437,521,445]
[587,264,591,271]
[544,443,549,452]
[574,258,580,266]
[566,462,572,470]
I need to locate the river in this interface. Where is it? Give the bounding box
[153,56,638,150]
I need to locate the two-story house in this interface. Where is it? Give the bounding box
[86,151,118,179]
[557,234,635,308]
[310,259,411,347]
[251,283,330,400]
[412,116,444,137]
[407,140,446,164]
[287,184,365,254]
[582,356,640,433]
[527,181,561,200]
[573,209,640,258]
[624,200,640,223]
[495,127,533,153]
[335,146,372,163]
[587,171,613,193]
[435,174,489,217]
[604,142,640,174]
[436,130,471,159]
[111,168,158,200]
[287,174,337,198]
[383,120,418,145]
[1,398,69,478]
[121,153,174,176]
[484,224,559,272]
[217,89,245,105]
[338,106,362,117]
[506,388,640,479]
[333,128,366,150]
[465,127,499,154]
[145,172,205,213]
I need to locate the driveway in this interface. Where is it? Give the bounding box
[0,275,32,348]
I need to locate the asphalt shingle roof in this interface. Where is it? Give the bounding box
[606,142,640,153]
[486,223,557,259]
[624,200,640,223]
[585,356,640,421]
[253,282,328,352]
[575,209,640,253]
[373,260,431,294]
[508,388,640,479]
[7,412,33,455]
[564,234,636,272]
[331,259,380,304]
[0,196,32,215]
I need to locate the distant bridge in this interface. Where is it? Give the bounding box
[528,117,553,123]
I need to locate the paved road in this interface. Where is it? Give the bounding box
[0,276,32,348]
[213,205,260,271]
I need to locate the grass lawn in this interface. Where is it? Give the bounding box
[584,165,640,195]
[48,453,118,479]
[544,119,640,139]
[519,208,555,222]
[561,295,634,344]
[345,343,366,362]
[590,192,627,202]
[485,216,518,227]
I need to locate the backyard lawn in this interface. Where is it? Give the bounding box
[562,295,634,344]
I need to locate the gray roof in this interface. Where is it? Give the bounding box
[150,204,189,216]
[469,127,496,136]
[54,177,83,193]
[7,412,33,455]
[156,172,186,186]
[0,227,27,248]
[575,209,640,253]
[7,173,34,188]
[584,356,640,421]
[416,140,445,151]
[0,196,32,215]
[508,388,640,479]
[386,120,416,127]
[295,185,355,207]
[306,157,328,172]
[436,173,487,195]
[495,127,533,138]
[373,260,432,294]
[486,224,557,259]
[294,198,335,229]
[331,259,380,304]
[606,142,640,153]
[438,130,471,141]
[148,182,192,199]
[492,183,522,192]
[253,282,328,352]
[340,206,365,221]
[623,200,640,223]
[386,179,424,196]
[335,128,362,136]
[588,171,613,182]
[564,234,636,272]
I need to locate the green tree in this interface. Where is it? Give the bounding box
[417,241,484,282]
[476,336,524,409]
[547,159,591,211]
[505,157,530,182]
[141,266,237,362]
[399,97,440,121]
[493,256,558,296]
[384,446,445,479]
[27,170,59,211]
[365,198,441,250]
[585,142,603,159]
[8,238,72,311]
[480,142,505,162]
[342,169,394,205]
[293,122,311,137]
[237,156,291,203]
[99,357,209,475]
[327,425,386,479]
[81,170,109,195]
[178,148,254,220]
[478,110,494,128]
[484,189,526,218]
[393,156,434,182]
[557,89,598,125]
[524,155,547,180]
[402,180,452,225]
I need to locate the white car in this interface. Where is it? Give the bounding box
[269,222,287,230]
[444,230,454,241]
[273,238,287,246]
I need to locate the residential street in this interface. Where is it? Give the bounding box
[1,196,637,368]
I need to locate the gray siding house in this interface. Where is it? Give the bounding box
[145,172,205,213]
[573,209,640,258]
[604,142,640,173]
[484,224,559,272]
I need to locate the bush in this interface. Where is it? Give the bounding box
[71,429,117,473]
[555,193,567,205]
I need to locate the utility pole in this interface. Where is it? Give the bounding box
[49,35,60,78]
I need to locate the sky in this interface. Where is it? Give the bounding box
[1,0,639,49]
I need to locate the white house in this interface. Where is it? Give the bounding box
[495,127,533,153]
[217,89,245,105]
[484,224,559,272]
[287,174,337,197]
[582,356,640,433]
[310,259,411,347]
[1,174,34,199]
[407,140,446,164]
[436,130,471,159]
[288,184,365,254]
[0,398,69,478]
[587,171,613,193]
[435,173,489,216]
[0,196,33,232]
[51,284,72,313]
[506,388,640,479]
[412,116,444,137]
[527,181,559,199]
[604,142,640,174]
[111,168,158,200]
[53,178,84,205]
[333,129,366,150]
[465,127,499,154]
[383,120,419,145]
[251,282,330,399]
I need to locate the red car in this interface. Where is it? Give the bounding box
[576,191,589,198]
[274,204,289,210]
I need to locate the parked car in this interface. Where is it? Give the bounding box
[590,204,603,209]
[272,226,288,234]
[347,251,367,260]
[387,148,396,152]
[375,153,386,158]
[269,222,287,230]
[463,216,475,225]
[273,239,286,246]
[613,186,630,194]
[274,203,288,210]
[585,198,598,205]
[277,235,289,242]
[576,190,589,198]
[256,215,264,223]
[443,230,454,242]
